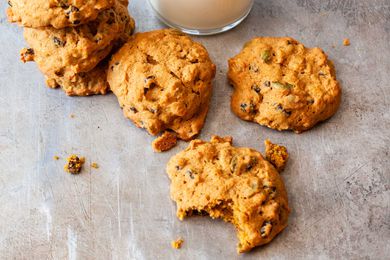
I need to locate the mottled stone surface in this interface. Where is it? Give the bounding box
[0,0,389,259]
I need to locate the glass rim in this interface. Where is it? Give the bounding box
[147,0,254,36]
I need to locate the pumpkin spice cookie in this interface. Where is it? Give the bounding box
[107,29,216,140]
[7,0,116,29]
[166,136,290,253]
[228,37,341,133]
[22,1,135,78]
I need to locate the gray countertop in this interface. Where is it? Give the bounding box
[0,0,389,259]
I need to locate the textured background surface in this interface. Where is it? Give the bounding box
[0,0,389,259]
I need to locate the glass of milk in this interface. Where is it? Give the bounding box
[148,0,254,35]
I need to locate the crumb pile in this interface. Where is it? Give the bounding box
[64,155,85,174]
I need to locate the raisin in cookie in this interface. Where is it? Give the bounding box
[228,37,341,133]
[7,0,116,29]
[166,136,290,253]
[23,1,134,77]
[107,29,216,140]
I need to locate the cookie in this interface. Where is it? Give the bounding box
[45,60,109,96]
[107,29,216,140]
[228,37,341,133]
[7,0,116,29]
[166,136,290,253]
[23,1,134,77]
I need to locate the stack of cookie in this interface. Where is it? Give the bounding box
[7,0,135,96]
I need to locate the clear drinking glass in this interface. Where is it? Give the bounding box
[148,0,254,35]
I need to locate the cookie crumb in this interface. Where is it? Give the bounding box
[152,131,177,152]
[46,78,59,89]
[211,135,233,144]
[53,155,60,160]
[343,38,350,46]
[64,155,85,174]
[91,162,99,169]
[264,140,289,172]
[171,238,184,249]
[20,48,34,63]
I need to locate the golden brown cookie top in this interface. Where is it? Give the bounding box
[7,0,116,29]
[108,29,216,140]
[228,37,341,133]
[167,136,290,253]
[23,2,134,77]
